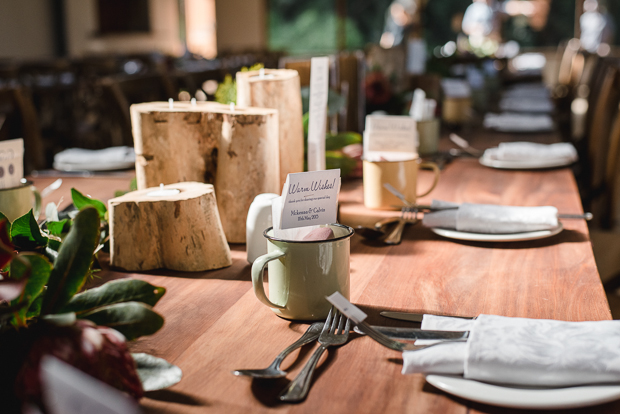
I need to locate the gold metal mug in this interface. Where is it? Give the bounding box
[363,158,440,209]
[0,181,41,222]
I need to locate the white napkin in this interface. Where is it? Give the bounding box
[422,201,558,234]
[54,147,135,167]
[484,142,577,163]
[499,97,554,113]
[483,113,554,132]
[403,314,620,387]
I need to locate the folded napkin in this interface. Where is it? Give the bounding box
[499,97,554,113]
[403,314,620,387]
[54,146,135,167]
[484,142,577,163]
[422,201,558,234]
[483,113,554,132]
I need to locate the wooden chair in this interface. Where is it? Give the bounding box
[0,87,45,172]
[99,73,177,147]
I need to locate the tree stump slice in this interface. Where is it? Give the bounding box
[236,69,304,188]
[131,101,280,243]
[109,182,232,272]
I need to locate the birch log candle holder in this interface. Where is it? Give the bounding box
[236,69,304,188]
[108,182,232,272]
[131,101,280,243]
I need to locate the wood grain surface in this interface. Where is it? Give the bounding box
[30,143,615,414]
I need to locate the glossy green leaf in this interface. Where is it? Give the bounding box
[46,219,69,236]
[10,253,51,324]
[132,353,182,391]
[79,301,164,341]
[59,279,166,314]
[10,210,48,250]
[27,292,44,318]
[326,131,362,151]
[326,151,357,177]
[71,188,107,219]
[41,207,100,315]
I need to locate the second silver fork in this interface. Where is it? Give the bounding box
[279,307,351,402]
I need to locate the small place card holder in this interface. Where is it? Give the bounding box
[363,115,418,161]
[0,138,24,189]
[108,182,232,272]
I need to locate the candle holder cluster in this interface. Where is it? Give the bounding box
[108,69,304,271]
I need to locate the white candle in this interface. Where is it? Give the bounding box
[191,98,196,106]
[230,102,235,112]
[146,183,181,197]
[168,98,174,109]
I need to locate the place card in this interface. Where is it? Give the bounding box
[307,56,329,171]
[0,138,24,189]
[363,115,418,156]
[326,292,367,324]
[41,356,139,414]
[271,170,340,239]
[441,78,471,98]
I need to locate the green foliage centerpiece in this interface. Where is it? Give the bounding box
[0,189,180,412]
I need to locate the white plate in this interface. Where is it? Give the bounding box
[53,160,135,172]
[479,155,574,170]
[426,375,620,410]
[431,223,563,242]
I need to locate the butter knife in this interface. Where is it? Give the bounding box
[380,311,475,323]
[354,325,469,341]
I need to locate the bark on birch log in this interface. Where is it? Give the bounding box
[131,101,280,243]
[236,69,304,188]
[109,182,232,272]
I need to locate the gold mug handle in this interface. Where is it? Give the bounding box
[416,162,440,197]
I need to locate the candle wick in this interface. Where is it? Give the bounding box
[168,98,174,109]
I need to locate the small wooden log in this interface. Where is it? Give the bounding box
[236,69,304,188]
[109,182,232,272]
[131,101,280,243]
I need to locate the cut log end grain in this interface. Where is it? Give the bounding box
[108,182,232,272]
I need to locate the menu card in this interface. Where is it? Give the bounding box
[363,115,418,161]
[0,138,24,189]
[272,169,340,239]
[307,57,329,171]
[41,356,139,414]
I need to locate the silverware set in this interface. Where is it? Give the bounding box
[233,306,476,401]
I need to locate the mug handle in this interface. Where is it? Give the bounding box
[31,187,42,221]
[251,249,287,310]
[416,162,440,197]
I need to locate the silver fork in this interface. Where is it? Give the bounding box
[384,207,417,245]
[279,307,351,402]
[232,322,323,378]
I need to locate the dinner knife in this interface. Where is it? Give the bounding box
[354,325,469,341]
[380,311,474,323]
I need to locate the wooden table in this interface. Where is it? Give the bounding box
[30,143,614,414]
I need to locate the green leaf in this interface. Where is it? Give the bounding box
[59,279,166,314]
[326,151,357,177]
[71,188,107,219]
[10,210,48,250]
[79,302,164,341]
[27,292,44,318]
[41,207,100,315]
[325,131,362,151]
[10,253,52,323]
[132,353,182,391]
[46,219,70,236]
